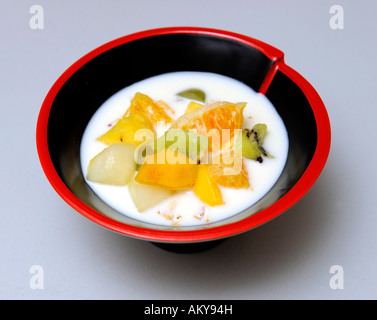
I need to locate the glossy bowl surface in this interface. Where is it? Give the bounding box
[36,27,331,244]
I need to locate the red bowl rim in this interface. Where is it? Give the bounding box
[36,26,331,243]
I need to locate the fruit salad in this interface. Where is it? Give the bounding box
[86,90,271,216]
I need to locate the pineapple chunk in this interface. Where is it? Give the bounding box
[98,111,155,146]
[86,142,136,185]
[184,101,204,114]
[128,179,175,212]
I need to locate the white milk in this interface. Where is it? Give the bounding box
[80,71,289,226]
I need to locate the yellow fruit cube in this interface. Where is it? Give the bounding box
[98,111,155,146]
[135,148,198,190]
[184,101,204,114]
[193,164,224,207]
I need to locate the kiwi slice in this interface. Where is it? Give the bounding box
[237,124,269,163]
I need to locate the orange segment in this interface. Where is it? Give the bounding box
[194,165,223,207]
[135,148,198,190]
[124,92,173,124]
[156,100,175,116]
[209,151,250,189]
[170,101,246,150]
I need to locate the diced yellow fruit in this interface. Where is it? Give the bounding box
[135,148,198,190]
[184,101,204,114]
[124,92,173,124]
[98,111,155,146]
[128,178,175,212]
[194,165,223,207]
[86,143,136,185]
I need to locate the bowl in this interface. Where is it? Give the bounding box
[36,27,331,252]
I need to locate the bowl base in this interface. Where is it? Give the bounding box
[151,239,226,253]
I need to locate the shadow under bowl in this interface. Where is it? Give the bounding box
[36,27,331,251]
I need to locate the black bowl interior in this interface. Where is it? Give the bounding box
[47,33,317,231]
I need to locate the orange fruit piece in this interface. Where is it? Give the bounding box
[124,92,173,124]
[194,164,223,207]
[98,111,155,146]
[156,100,176,116]
[135,148,198,190]
[170,101,246,150]
[209,151,250,189]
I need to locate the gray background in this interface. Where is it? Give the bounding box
[1,0,376,300]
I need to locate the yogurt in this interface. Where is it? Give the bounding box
[80,71,289,226]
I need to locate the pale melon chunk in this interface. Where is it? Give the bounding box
[86,142,136,185]
[128,178,175,212]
